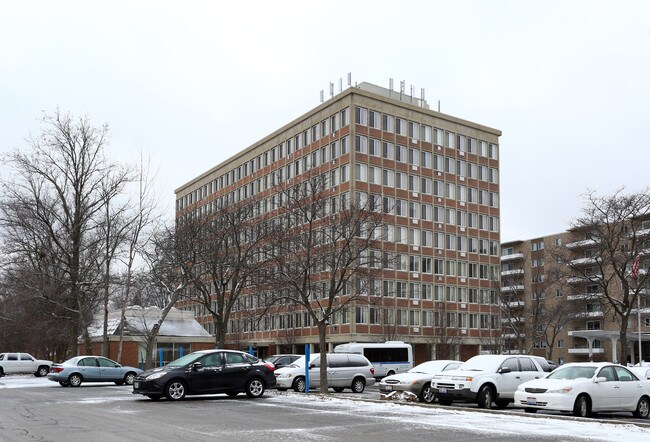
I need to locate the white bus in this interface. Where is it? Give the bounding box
[334,341,413,378]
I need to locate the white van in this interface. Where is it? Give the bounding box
[334,341,413,378]
[274,353,376,393]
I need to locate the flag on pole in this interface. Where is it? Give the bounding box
[631,253,640,278]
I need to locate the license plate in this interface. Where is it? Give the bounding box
[526,397,537,405]
[439,387,447,394]
[381,386,393,392]
[134,381,140,389]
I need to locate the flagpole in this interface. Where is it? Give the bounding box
[632,253,642,365]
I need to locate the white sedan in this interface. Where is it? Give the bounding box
[514,362,650,418]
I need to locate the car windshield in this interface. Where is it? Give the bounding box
[166,352,209,367]
[546,365,597,380]
[265,355,281,364]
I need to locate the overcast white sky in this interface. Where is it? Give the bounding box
[1,1,648,242]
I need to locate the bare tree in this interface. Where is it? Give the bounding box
[174,198,274,348]
[138,224,186,369]
[267,174,383,394]
[562,188,650,363]
[0,110,130,354]
[116,152,162,362]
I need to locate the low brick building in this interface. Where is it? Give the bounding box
[80,307,216,368]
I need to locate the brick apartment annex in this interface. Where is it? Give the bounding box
[175,82,502,364]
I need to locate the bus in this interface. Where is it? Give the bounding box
[333,341,413,378]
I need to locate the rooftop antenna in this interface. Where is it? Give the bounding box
[400,80,405,100]
[338,77,343,92]
[329,82,334,97]
[347,72,352,86]
[320,90,324,103]
[438,100,441,112]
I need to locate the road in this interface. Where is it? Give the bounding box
[0,377,648,441]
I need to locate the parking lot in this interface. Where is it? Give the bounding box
[1,375,649,441]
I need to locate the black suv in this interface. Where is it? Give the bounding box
[133,349,276,401]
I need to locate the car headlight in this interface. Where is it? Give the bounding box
[145,371,168,381]
[546,386,573,394]
[452,376,473,382]
[278,373,294,379]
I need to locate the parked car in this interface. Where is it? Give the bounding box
[47,356,143,387]
[274,353,376,393]
[431,354,549,408]
[265,354,301,370]
[132,349,276,401]
[513,362,650,418]
[630,366,650,381]
[379,360,462,403]
[0,352,53,377]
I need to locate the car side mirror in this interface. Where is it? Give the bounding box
[308,363,316,369]
[191,362,203,372]
[594,376,607,383]
[498,366,511,374]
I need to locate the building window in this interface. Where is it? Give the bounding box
[355,107,368,126]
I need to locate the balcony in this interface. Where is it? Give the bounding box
[574,310,604,318]
[500,253,524,263]
[569,257,601,267]
[501,285,525,293]
[567,274,602,285]
[566,239,599,250]
[568,347,605,355]
[503,333,525,339]
[501,316,525,323]
[567,292,604,301]
[501,269,525,277]
[505,300,525,308]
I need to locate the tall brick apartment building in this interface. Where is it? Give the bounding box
[175,82,502,364]
[501,220,650,365]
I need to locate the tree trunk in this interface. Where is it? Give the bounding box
[318,321,328,395]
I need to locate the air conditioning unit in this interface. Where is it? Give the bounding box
[437,146,441,151]
[412,139,418,144]
[460,151,465,156]
[412,326,420,333]
[460,303,466,309]
[461,329,467,334]
[459,176,465,182]
[413,300,419,306]
[412,192,419,197]
[412,165,418,171]
[437,172,442,176]
[413,219,418,225]
[413,246,419,251]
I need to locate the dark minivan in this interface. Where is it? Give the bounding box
[133,349,276,401]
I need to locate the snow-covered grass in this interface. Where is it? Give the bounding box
[263,392,650,441]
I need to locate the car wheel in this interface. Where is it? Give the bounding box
[351,377,366,393]
[293,377,306,393]
[146,395,161,401]
[36,366,50,377]
[477,385,494,409]
[633,396,650,419]
[439,398,453,406]
[524,408,538,414]
[59,381,69,387]
[386,370,395,377]
[227,392,239,398]
[333,387,345,393]
[495,399,510,409]
[124,372,136,386]
[68,373,83,387]
[0,367,4,377]
[165,380,187,401]
[419,383,435,403]
[572,395,591,418]
[245,378,265,398]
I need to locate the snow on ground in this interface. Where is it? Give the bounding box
[263,393,650,442]
[2,376,649,441]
